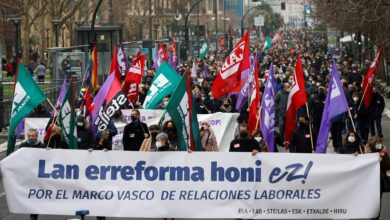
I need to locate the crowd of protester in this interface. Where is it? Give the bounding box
[17,29,390,220]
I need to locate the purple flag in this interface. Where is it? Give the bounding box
[316,60,349,153]
[55,78,67,108]
[91,74,115,133]
[117,43,128,73]
[203,63,209,78]
[235,54,255,111]
[260,63,276,152]
[168,52,173,67]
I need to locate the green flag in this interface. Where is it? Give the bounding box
[199,42,209,58]
[143,61,181,109]
[263,36,272,54]
[7,63,46,155]
[59,79,78,149]
[165,73,202,151]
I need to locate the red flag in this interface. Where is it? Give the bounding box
[84,87,93,115]
[247,59,261,135]
[123,53,146,102]
[211,32,250,99]
[109,46,121,80]
[284,54,307,143]
[362,47,383,108]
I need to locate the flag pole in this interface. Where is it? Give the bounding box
[347,108,357,132]
[46,98,58,115]
[357,81,370,111]
[305,103,315,152]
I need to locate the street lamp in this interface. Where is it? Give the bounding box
[137,20,144,41]
[184,0,203,58]
[52,19,61,47]
[9,17,21,58]
[153,20,160,40]
[62,26,65,47]
[45,28,50,48]
[241,6,261,37]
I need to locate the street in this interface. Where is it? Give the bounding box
[1,115,390,219]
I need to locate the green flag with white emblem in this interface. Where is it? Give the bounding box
[165,73,202,151]
[59,79,78,149]
[199,42,209,58]
[143,61,181,109]
[7,63,46,155]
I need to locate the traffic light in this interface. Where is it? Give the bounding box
[281,2,286,10]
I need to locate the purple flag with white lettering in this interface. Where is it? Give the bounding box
[235,53,255,111]
[316,60,349,153]
[260,63,276,152]
[91,74,115,133]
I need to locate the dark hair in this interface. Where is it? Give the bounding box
[131,109,140,116]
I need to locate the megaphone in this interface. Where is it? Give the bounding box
[175,14,182,21]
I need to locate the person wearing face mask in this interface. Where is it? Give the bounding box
[229,122,260,155]
[122,109,150,151]
[364,136,390,220]
[204,92,221,113]
[351,92,370,144]
[140,125,160,151]
[369,87,385,138]
[219,98,233,113]
[163,120,178,150]
[340,130,361,154]
[200,121,219,152]
[19,129,45,149]
[275,83,290,137]
[76,115,96,151]
[46,124,68,149]
[289,115,316,153]
[155,132,170,151]
[194,92,210,114]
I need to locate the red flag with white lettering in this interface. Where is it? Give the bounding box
[123,53,146,102]
[211,32,250,99]
[247,58,260,135]
[362,47,383,108]
[284,54,307,143]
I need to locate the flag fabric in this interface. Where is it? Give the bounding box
[191,60,197,78]
[362,46,383,108]
[143,61,181,109]
[199,42,209,58]
[153,43,168,71]
[55,78,67,108]
[123,53,146,102]
[211,32,250,100]
[165,72,202,151]
[247,57,261,135]
[59,79,78,149]
[168,36,178,69]
[271,32,281,45]
[285,54,307,143]
[84,86,93,115]
[235,53,255,111]
[109,46,121,80]
[117,43,128,73]
[91,73,127,133]
[316,60,349,153]
[88,45,98,93]
[260,63,276,152]
[203,63,209,78]
[7,63,46,155]
[263,36,272,54]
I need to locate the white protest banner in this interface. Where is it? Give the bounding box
[1,148,380,219]
[24,118,50,142]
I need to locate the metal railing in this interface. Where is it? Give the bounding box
[0,79,82,131]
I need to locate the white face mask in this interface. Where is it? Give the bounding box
[156,142,163,148]
[348,136,356,143]
[77,122,84,126]
[163,101,169,106]
[255,137,262,142]
[375,143,382,150]
[353,97,359,102]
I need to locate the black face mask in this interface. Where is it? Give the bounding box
[239,131,248,138]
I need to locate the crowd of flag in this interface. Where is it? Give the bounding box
[6,32,384,155]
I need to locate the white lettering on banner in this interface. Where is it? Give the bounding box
[0,149,380,219]
[94,94,127,131]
